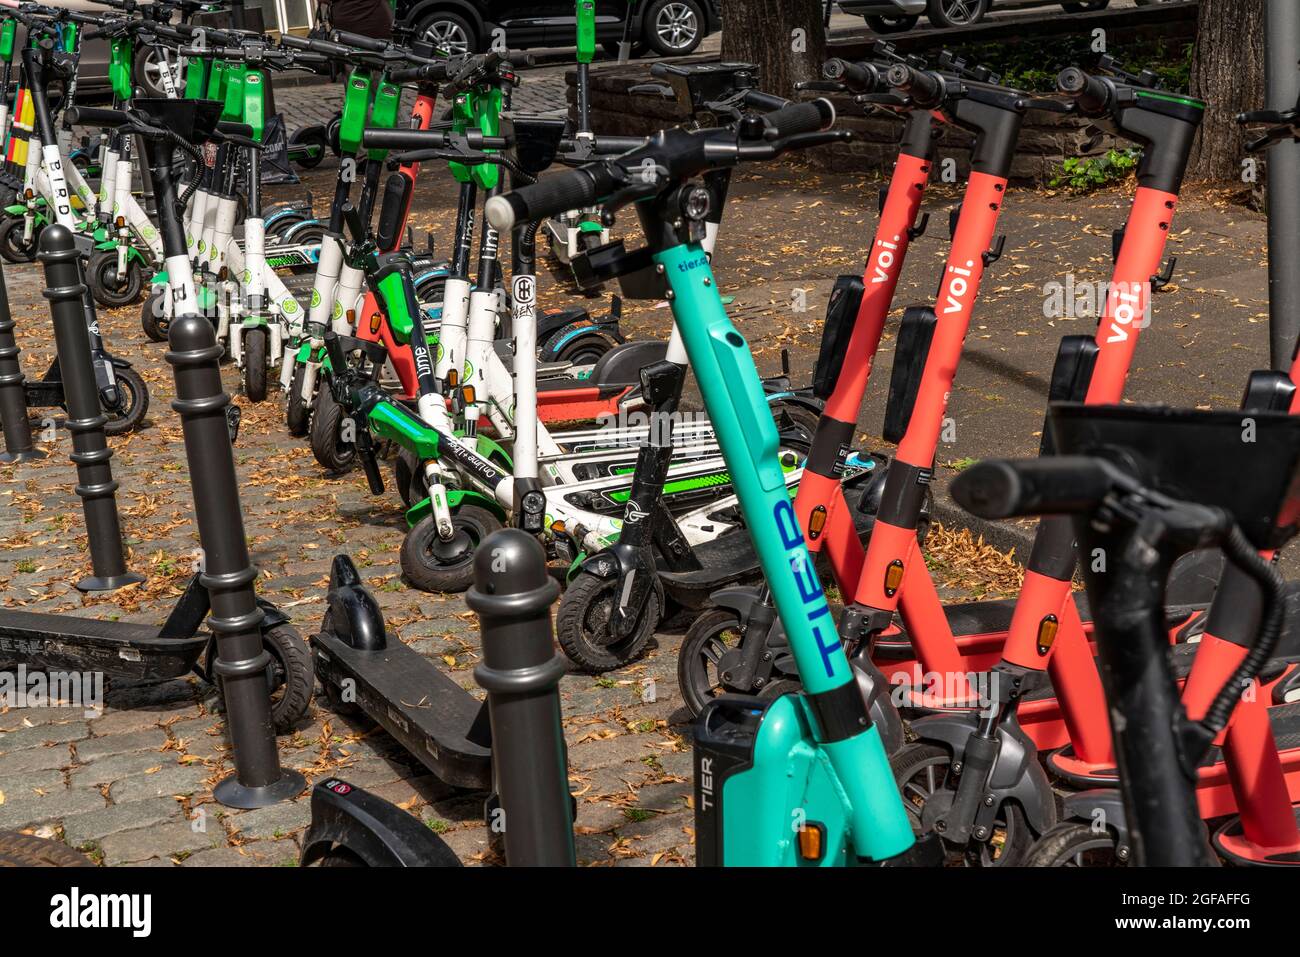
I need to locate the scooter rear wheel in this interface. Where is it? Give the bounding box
[243,327,269,403]
[286,364,311,436]
[556,571,661,673]
[101,366,149,436]
[401,506,502,594]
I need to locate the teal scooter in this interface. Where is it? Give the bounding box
[298,103,932,868]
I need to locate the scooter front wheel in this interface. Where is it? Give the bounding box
[101,366,149,436]
[677,607,744,716]
[1024,822,1126,868]
[556,571,661,673]
[310,387,355,472]
[140,289,168,342]
[892,743,1032,867]
[243,327,269,402]
[88,249,144,308]
[0,216,39,263]
[401,507,503,594]
[286,364,311,436]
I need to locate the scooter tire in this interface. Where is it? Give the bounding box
[286,364,311,436]
[141,289,168,342]
[393,447,428,508]
[88,248,144,308]
[677,607,743,716]
[101,366,149,436]
[1024,821,1125,867]
[243,327,269,402]
[310,387,355,472]
[261,622,314,733]
[556,570,661,673]
[0,216,39,263]
[401,507,502,594]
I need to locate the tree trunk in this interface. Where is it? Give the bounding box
[720,0,827,98]
[1188,0,1265,181]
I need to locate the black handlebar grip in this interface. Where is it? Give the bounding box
[1057,67,1111,116]
[887,63,942,106]
[485,168,602,233]
[217,120,255,139]
[329,28,390,52]
[951,456,1119,520]
[824,58,875,93]
[64,106,132,129]
[388,62,451,85]
[742,88,791,113]
[761,99,835,138]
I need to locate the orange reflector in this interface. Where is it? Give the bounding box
[883,559,905,597]
[808,505,827,541]
[1036,615,1059,656]
[115,216,125,229]
[797,823,824,862]
[448,370,458,387]
[461,386,476,405]
[552,521,566,532]
[346,310,356,324]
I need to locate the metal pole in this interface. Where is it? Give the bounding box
[0,260,43,462]
[39,226,142,592]
[1266,0,1300,367]
[165,311,304,808]
[468,529,575,867]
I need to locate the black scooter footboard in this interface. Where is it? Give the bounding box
[300,778,462,867]
[310,631,492,790]
[812,275,865,400]
[882,306,937,443]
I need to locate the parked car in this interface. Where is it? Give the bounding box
[394,0,721,59]
[837,0,1165,34]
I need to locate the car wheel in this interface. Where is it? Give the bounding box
[642,0,705,58]
[926,0,990,28]
[416,11,476,56]
[866,14,921,33]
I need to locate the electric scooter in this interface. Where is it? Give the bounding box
[954,400,1300,866]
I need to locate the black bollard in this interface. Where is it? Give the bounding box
[39,226,143,591]
[166,311,305,808]
[0,260,43,463]
[467,529,575,867]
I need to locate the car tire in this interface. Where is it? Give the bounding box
[642,0,705,58]
[415,11,477,56]
[866,14,921,33]
[134,46,182,98]
[925,0,990,28]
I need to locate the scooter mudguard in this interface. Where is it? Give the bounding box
[365,399,442,461]
[908,711,1057,837]
[300,778,462,868]
[3,203,24,215]
[578,543,663,639]
[1057,789,1133,852]
[406,489,505,529]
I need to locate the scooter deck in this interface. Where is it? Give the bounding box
[0,610,208,681]
[310,630,492,790]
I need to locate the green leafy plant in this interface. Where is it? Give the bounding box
[1050,147,1142,194]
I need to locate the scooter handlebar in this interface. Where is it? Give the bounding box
[1057,66,1112,116]
[951,456,1122,519]
[328,28,390,52]
[757,99,834,139]
[360,127,507,151]
[486,166,611,233]
[64,105,132,129]
[886,62,943,107]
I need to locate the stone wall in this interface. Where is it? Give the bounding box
[565,2,1199,184]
